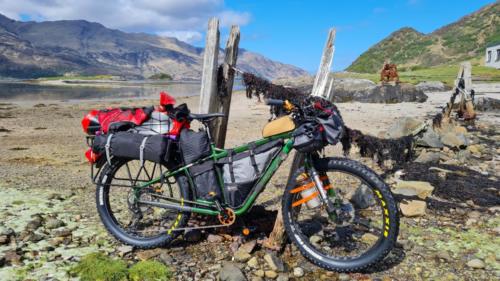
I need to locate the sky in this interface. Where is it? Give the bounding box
[0,0,496,72]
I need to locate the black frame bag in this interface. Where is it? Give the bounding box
[218,139,282,207]
[188,160,221,200]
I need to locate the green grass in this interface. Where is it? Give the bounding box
[70,253,128,281]
[337,65,500,86]
[129,261,171,281]
[148,73,173,80]
[70,253,172,281]
[36,75,115,81]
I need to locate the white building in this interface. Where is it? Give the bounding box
[485,42,500,69]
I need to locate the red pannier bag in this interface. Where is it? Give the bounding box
[81,107,153,135]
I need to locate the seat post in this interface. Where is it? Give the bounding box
[202,122,214,145]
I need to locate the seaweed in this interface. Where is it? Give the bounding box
[242,72,308,118]
[400,162,499,208]
[239,72,415,167]
[342,127,414,166]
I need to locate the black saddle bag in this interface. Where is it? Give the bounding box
[179,129,211,164]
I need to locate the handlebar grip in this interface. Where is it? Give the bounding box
[265,99,284,106]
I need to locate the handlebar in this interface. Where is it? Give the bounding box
[265,98,285,106]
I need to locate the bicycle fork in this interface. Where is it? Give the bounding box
[304,156,337,216]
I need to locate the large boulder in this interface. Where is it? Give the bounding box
[416,81,449,92]
[330,78,377,102]
[332,81,429,103]
[275,77,428,103]
[475,97,500,112]
[354,83,428,103]
[386,117,425,138]
[416,127,444,148]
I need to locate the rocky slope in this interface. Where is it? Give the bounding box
[0,14,307,80]
[348,1,500,73]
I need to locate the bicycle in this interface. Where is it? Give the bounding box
[92,96,399,272]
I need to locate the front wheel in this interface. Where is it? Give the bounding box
[282,157,399,272]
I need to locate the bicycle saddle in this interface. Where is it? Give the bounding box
[189,113,225,122]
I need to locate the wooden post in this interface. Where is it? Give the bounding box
[263,152,304,250]
[461,62,476,120]
[311,28,336,98]
[326,75,335,101]
[199,18,220,114]
[443,62,475,121]
[265,28,337,250]
[211,25,240,148]
[443,64,464,120]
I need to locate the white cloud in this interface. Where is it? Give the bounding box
[0,0,250,43]
[157,30,203,43]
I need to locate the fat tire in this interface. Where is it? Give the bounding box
[282,157,399,272]
[96,159,191,249]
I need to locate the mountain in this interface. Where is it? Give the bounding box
[347,1,500,73]
[0,14,307,80]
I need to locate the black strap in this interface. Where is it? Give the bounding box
[228,150,236,183]
[248,142,260,176]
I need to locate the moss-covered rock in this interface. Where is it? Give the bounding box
[70,252,128,281]
[128,260,172,281]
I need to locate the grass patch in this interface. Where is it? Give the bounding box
[37,75,115,81]
[129,260,172,281]
[337,65,500,86]
[71,253,172,281]
[70,252,128,281]
[148,73,173,80]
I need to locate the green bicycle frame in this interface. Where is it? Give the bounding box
[135,131,295,217]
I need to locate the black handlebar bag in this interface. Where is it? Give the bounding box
[292,112,344,153]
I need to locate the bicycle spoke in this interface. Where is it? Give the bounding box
[106,159,185,239]
[290,169,386,259]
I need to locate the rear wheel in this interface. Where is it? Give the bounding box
[282,157,399,272]
[96,158,191,248]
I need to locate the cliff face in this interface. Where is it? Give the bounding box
[0,14,307,79]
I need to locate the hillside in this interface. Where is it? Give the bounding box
[0,14,307,80]
[347,1,500,73]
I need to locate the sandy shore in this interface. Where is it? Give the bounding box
[0,87,498,280]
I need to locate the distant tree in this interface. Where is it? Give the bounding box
[148,73,173,80]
